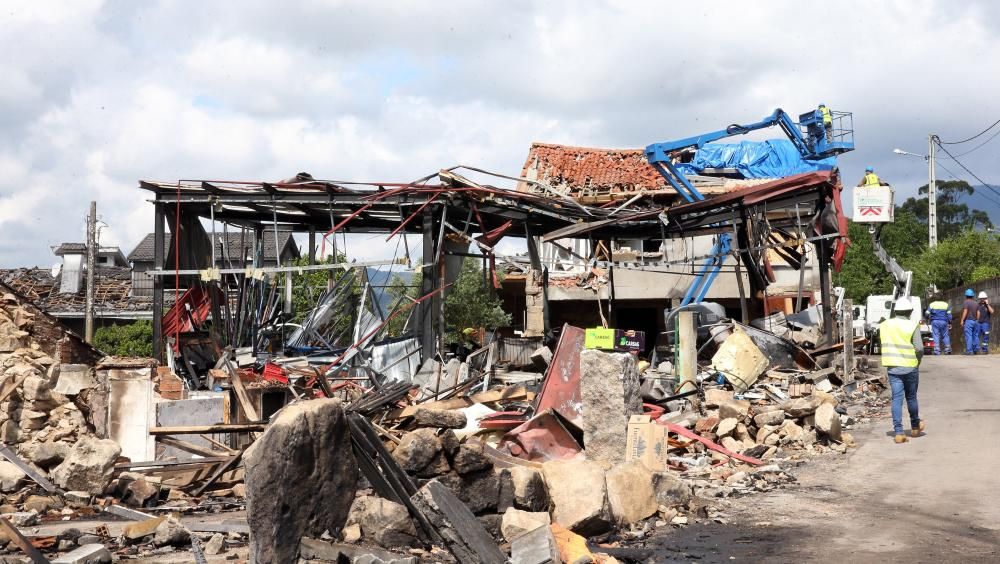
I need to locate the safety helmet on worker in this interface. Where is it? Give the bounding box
[966,288,976,297]
[894,297,913,312]
[865,166,873,172]
[819,103,826,107]
[979,291,988,299]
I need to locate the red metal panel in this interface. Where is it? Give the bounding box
[161,285,220,351]
[500,410,584,462]
[533,324,586,426]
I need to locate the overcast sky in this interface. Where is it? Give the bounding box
[2,0,999,267]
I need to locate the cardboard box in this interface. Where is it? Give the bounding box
[584,327,616,350]
[625,414,671,471]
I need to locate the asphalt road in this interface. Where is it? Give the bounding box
[641,355,1000,563]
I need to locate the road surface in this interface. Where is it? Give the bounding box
[643,355,1000,563]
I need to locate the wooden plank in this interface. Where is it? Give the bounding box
[0,516,49,563]
[0,373,29,405]
[198,434,238,455]
[193,449,245,497]
[225,361,260,421]
[0,445,58,493]
[676,311,697,393]
[149,423,267,435]
[157,436,230,458]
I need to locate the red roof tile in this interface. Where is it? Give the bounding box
[519,142,666,194]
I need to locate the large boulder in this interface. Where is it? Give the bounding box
[391,428,442,473]
[503,466,549,512]
[542,459,612,535]
[652,471,693,506]
[245,399,358,564]
[579,349,641,464]
[0,461,26,492]
[50,437,121,494]
[412,408,467,429]
[452,442,492,475]
[814,402,843,441]
[501,508,550,542]
[355,496,418,548]
[605,461,657,525]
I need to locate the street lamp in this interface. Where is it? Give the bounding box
[892,135,938,248]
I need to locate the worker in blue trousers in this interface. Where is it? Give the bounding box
[880,297,925,444]
[924,296,952,355]
[960,288,980,355]
[977,291,994,354]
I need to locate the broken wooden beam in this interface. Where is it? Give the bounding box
[149,423,267,435]
[157,436,232,458]
[0,515,49,564]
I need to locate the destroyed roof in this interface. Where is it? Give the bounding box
[0,266,170,315]
[52,243,88,255]
[128,231,299,263]
[519,142,667,194]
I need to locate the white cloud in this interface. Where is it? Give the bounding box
[1,0,1000,267]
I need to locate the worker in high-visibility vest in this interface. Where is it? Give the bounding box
[857,166,888,187]
[879,297,925,443]
[924,296,953,355]
[818,103,833,143]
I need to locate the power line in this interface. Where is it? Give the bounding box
[939,118,1000,145]
[935,160,1000,208]
[936,126,1000,160]
[934,141,1000,205]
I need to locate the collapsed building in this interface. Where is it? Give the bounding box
[0,109,886,563]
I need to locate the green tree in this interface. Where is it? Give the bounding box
[910,230,1000,292]
[443,259,510,344]
[971,265,1000,283]
[834,209,926,301]
[93,320,154,357]
[898,180,992,240]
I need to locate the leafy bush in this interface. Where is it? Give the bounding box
[93,320,154,357]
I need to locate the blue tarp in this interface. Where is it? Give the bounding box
[674,139,836,179]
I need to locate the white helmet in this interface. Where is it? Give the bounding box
[979,291,988,299]
[894,297,913,312]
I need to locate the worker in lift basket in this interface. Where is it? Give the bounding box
[857,166,888,187]
[924,296,953,355]
[960,288,980,355]
[977,291,994,354]
[818,103,833,143]
[879,297,925,443]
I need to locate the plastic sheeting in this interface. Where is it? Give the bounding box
[675,139,835,179]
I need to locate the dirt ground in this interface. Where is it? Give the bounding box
[619,355,1000,564]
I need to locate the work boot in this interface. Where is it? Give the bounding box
[911,420,926,438]
[894,434,909,444]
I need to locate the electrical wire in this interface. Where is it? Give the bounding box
[935,126,1000,160]
[935,161,1000,208]
[939,118,1000,145]
[934,141,1000,206]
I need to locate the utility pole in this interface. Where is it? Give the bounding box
[928,134,938,248]
[84,201,97,343]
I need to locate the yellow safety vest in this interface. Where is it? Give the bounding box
[880,317,919,368]
[863,172,881,186]
[820,106,832,125]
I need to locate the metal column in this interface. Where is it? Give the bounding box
[152,201,166,362]
[418,213,437,360]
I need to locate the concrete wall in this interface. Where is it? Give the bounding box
[942,278,1000,351]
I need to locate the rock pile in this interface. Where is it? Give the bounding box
[0,298,120,498]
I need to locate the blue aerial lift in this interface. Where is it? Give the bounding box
[645,105,854,306]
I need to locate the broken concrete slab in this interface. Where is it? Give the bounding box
[52,365,96,396]
[245,398,357,564]
[509,523,559,564]
[542,459,612,536]
[814,402,843,441]
[579,349,641,464]
[501,508,551,542]
[605,460,657,525]
[50,436,121,494]
[300,537,417,564]
[50,544,112,564]
[711,326,768,392]
[703,388,733,408]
